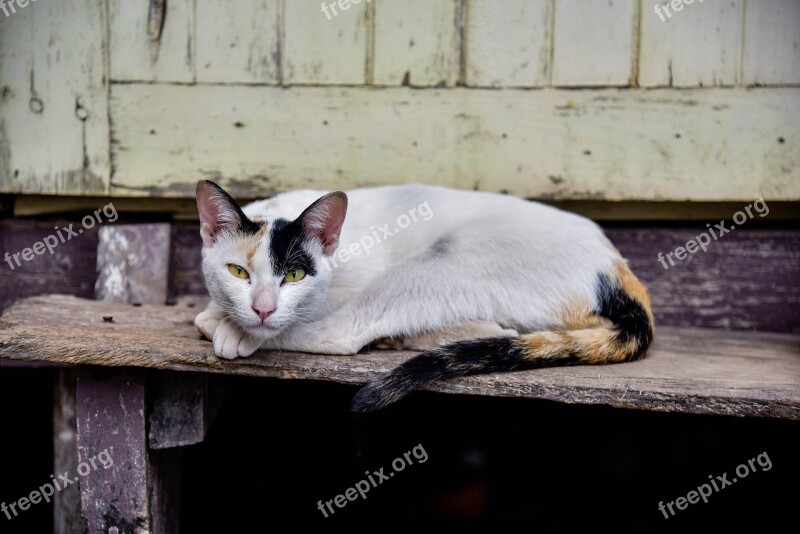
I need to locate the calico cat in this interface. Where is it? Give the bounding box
[195,180,654,412]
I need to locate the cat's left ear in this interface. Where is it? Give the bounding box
[298,192,348,256]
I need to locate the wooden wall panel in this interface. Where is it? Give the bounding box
[109,84,800,201]
[551,0,637,86]
[639,0,743,87]
[195,0,281,84]
[0,0,109,194]
[742,0,800,85]
[465,0,552,87]
[373,0,461,86]
[284,0,369,84]
[109,0,195,82]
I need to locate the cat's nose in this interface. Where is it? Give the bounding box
[253,305,275,322]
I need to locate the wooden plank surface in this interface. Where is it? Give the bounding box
[465,0,551,87]
[551,0,637,86]
[1,295,798,420]
[195,0,281,84]
[373,0,461,86]
[109,84,800,200]
[284,0,368,84]
[0,0,109,194]
[742,0,800,85]
[639,0,743,87]
[108,0,195,82]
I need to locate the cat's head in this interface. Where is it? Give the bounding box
[196,180,347,338]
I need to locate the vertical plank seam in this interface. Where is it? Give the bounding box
[547,0,556,87]
[457,0,467,87]
[631,0,642,88]
[738,0,747,86]
[278,0,285,85]
[103,0,114,194]
[191,0,198,82]
[365,0,375,85]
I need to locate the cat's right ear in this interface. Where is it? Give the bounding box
[196,180,247,246]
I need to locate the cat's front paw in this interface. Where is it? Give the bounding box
[213,318,263,359]
[195,307,225,341]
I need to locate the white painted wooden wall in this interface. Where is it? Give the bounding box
[1,0,798,200]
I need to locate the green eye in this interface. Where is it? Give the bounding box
[283,268,306,283]
[228,264,249,279]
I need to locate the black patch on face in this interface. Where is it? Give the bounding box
[594,272,653,360]
[269,218,317,277]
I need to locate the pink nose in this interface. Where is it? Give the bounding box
[253,305,275,322]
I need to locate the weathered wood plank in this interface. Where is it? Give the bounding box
[639,0,743,87]
[0,218,99,313]
[108,0,195,82]
[465,0,551,87]
[109,84,800,200]
[742,0,800,85]
[284,0,368,84]
[551,0,637,86]
[148,372,223,449]
[2,295,798,419]
[53,370,81,534]
[95,224,172,305]
[0,0,109,194]
[195,0,281,84]
[373,0,460,86]
[76,369,150,533]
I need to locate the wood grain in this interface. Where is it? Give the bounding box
[639,0,743,87]
[0,0,109,194]
[551,0,637,86]
[465,0,551,87]
[1,295,798,419]
[109,84,800,200]
[373,0,461,86]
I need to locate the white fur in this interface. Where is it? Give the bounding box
[197,184,622,358]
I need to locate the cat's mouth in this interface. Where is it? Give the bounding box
[244,322,283,338]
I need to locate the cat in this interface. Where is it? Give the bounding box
[194,180,654,412]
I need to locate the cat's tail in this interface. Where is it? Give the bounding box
[350,262,654,413]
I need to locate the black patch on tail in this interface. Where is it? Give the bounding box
[594,272,653,360]
[269,218,317,277]
[351,337,579,413]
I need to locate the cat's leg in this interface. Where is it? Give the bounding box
[212,317,266,359]
[194,300,225,341]
[195,301,264,359]
[376,321,518,351]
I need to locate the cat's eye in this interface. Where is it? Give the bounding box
[228,264,249,279]
[283,268,306,283]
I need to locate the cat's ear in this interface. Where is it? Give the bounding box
[298,192,348,256]
[196,180,248,246]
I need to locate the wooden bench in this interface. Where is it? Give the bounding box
[2,293,799,531]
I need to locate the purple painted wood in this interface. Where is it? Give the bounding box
[607,227,800,334]
[0,218,99,313]
[76,369,150,533]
